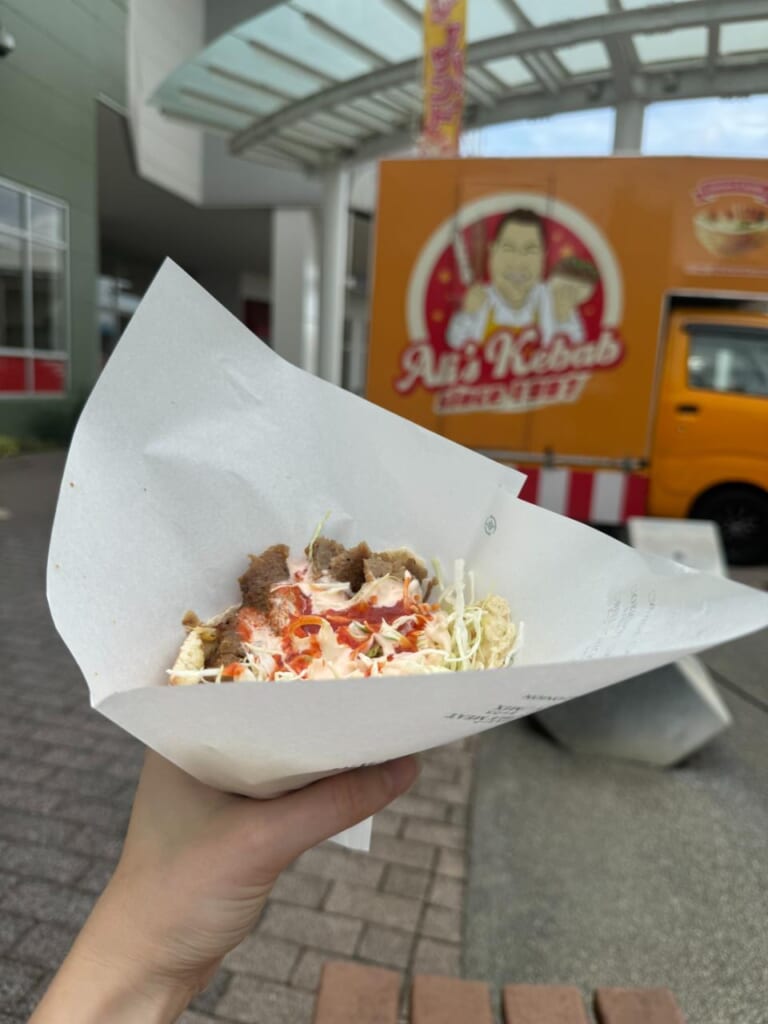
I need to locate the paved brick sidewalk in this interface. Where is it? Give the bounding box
[0,453,476,1023]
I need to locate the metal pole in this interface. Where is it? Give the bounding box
[271,208,319,373]
[319,166,350,385]
[613,98,645,153]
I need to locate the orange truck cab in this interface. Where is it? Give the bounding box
[652,306,768,561]
[367,156,768,564]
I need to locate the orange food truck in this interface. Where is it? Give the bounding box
[367,157,768,563]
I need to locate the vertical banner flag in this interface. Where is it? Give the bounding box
[420,0,467,156]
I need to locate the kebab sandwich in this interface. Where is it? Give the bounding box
[169,533,517,685]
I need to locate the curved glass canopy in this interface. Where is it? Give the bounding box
[151,0,768,170]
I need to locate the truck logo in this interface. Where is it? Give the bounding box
[395,191,626,414]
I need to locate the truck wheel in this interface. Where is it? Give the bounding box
[691,486,768,566]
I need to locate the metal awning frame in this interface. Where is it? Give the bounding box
[155,0,768,174]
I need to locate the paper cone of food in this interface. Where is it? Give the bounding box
[48,261,768,850]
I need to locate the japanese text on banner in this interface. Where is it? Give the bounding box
[420,0,466,157]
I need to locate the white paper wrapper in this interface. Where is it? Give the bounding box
[48,260,768,852]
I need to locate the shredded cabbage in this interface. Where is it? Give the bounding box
[306,511,331,562]
[438,560,518,672]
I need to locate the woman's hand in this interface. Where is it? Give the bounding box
[30,751,418,1023]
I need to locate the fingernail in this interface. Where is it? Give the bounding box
[383,756,419,795]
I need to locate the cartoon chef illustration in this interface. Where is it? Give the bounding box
[446,208,598,350]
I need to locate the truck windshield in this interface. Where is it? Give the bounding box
[687,326,768,398]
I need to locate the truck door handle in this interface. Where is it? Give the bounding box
[675,403,699,414]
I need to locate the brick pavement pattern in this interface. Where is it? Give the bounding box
[0,453,476,1023]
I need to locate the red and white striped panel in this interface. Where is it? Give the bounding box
[515,467,648,524]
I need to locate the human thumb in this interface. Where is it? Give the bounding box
[253,756,419,870]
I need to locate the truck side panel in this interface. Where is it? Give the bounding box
[367,157,768,475]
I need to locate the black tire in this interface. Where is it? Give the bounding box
[691,486,768,566]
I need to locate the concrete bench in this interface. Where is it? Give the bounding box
[535,517,732,767]
[313,962,687,1022]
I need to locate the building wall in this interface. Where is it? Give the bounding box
[0,0,127,437]
[128,0,204,205]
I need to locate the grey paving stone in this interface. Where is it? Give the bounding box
[216,976,314,1024]
[292,844,386,888]
[67,712,126,740]
[0,915,33,956]
[390,792,450,822]
[223,931,300,981]
[0,961,44,1009]
[412,936,461,977]
[11,695,79,718]
[6,970,54,1019]
[67,825,126,860]
[0,811,80,851]
[450,737,477,756]
[34,729,103,756]
[436,848,467,880]
[371,809,402,837]
[414,776,472,805]
[13,921,80,970]
[417,759,458,783]
[0,782,61,816]
[325,882,421,931]
[0,757,52,786]
[447,803,468,826]
[178,1012,223,1024]
[0,839,90,884]
[51,796,131,832]
[94,729,143,753]
[0,872,19,899]
[103,757,144,782]
[1,879,96,929]
[370,834,437,870]
[95,733,144,757]
[402,819,465,851]
[423,747,474,773]
[358,924,413,969]
[101,756,144,783]
[382,863,432,900]
[0,736,54,765]
[189,967,232,1014]
[0,717,38,742]
[38,743,109,770]
[74,858,115,894]
[111,779,140,811]
[41,764,126,799]
[8,704,81,728]
[428,875,464,910]
[260,902,362,955]
[290,949,351,993]
[270,870,329,909]
[421,905,462,943]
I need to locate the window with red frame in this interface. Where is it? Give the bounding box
[0,178,68,397]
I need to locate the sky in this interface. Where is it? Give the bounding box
[463,94,768,159]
